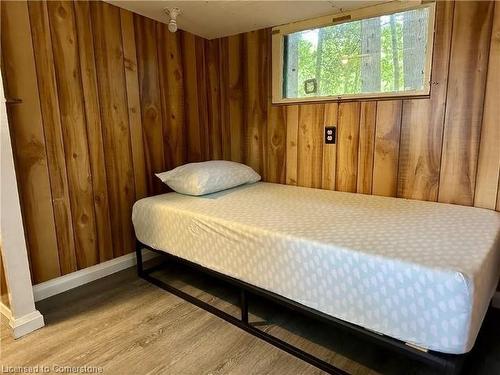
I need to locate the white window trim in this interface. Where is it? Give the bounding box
[271,1,436,104]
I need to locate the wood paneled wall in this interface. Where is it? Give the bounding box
[1,0,499,284]
[0,251,9,307]
[205,1,500,210]
[0,1,207,283]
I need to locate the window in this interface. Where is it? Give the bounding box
[271,2,436,103]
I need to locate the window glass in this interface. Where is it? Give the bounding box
[283,6,432,100]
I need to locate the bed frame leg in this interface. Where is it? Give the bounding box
[240,289,248,324]
[442,354,466,375]
[136,240,144,278]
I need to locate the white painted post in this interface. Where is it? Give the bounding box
[0,70,44,338]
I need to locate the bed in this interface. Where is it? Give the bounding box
[132,182,500,366]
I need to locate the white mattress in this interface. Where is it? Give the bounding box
[132,182,500,354]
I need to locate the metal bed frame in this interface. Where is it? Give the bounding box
[136,241,467,375]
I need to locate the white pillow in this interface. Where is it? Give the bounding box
[155,161,261,196]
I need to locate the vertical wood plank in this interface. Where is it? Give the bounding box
[218,37,231,160]
[398,1,454,201]
[228,34,245,163]
[297,104,324,188]
[157,23,186,169]
[245,30,268,176]
[267,105,287,184]
[474,3,500,210]
[373,101,402,197]
[286,106,299,186]
[439,1,494,206]
[74,0,114,263]
[1,0,61,282]
[182,32,205,162]
[120,8,147,200]
[266,29,286,185]
[0,251,9,306]
[196,36,210,161]
[134,14,165,194]
[47,0,98,268]
[27,1,77,274]
[91,1,136,256]
[336,102,360,192]
[321,103,338,190]
[357,102,377,194]
[260,30,270,180]
[205,39,223,160]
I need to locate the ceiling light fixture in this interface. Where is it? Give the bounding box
[164,7,180,33]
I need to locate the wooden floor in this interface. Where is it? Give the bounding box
[1,262,499,375]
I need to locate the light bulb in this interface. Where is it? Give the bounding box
[168,20,177,32]
[164,7,180,33]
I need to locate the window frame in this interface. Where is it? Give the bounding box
[271,1,437,104]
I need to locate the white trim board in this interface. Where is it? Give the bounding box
[33,249,157,302]
[493,292,500,309]
[0,302,43,339]
[9,310,44,339]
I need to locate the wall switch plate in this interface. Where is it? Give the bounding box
[325,126,336,144]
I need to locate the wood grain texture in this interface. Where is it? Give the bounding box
[227,34,245,163]
[266,33,287,185]
[74,0,114,263]
[91,1,136,257]
[134,14,165,195]
[398,1,454,202]
[357,102,377,195]
[244,30,268,176]
[439,1,494,206]
[5,0,228,282]
[182,32,206,163]
[27,1,77,274]
[0,251,9,307]
[297,105,324,188]
[47,0,98,268]
[218,38,231,160]
[196,36,210,161]
[205,39,223,160]
[372,101,402,197]
[267,105,287,184]
[336,103,360,192]
[157,24,186,169]
[1,0,61,283]
[285,106,299,186]
[120,8,147,201]
[207,5,498,208]
[321,104,338,190]
[207,2,498,206]
[474,2,500,210]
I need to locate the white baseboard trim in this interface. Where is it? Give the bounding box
[33,249,157,302]
[10,310,44,339]
[0,301,12,321]
[493,292,500,309]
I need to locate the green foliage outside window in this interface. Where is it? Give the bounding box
[285,8,429,99]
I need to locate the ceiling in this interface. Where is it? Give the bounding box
[106,1,388,39]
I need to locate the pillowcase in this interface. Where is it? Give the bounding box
[155,160,261,196]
